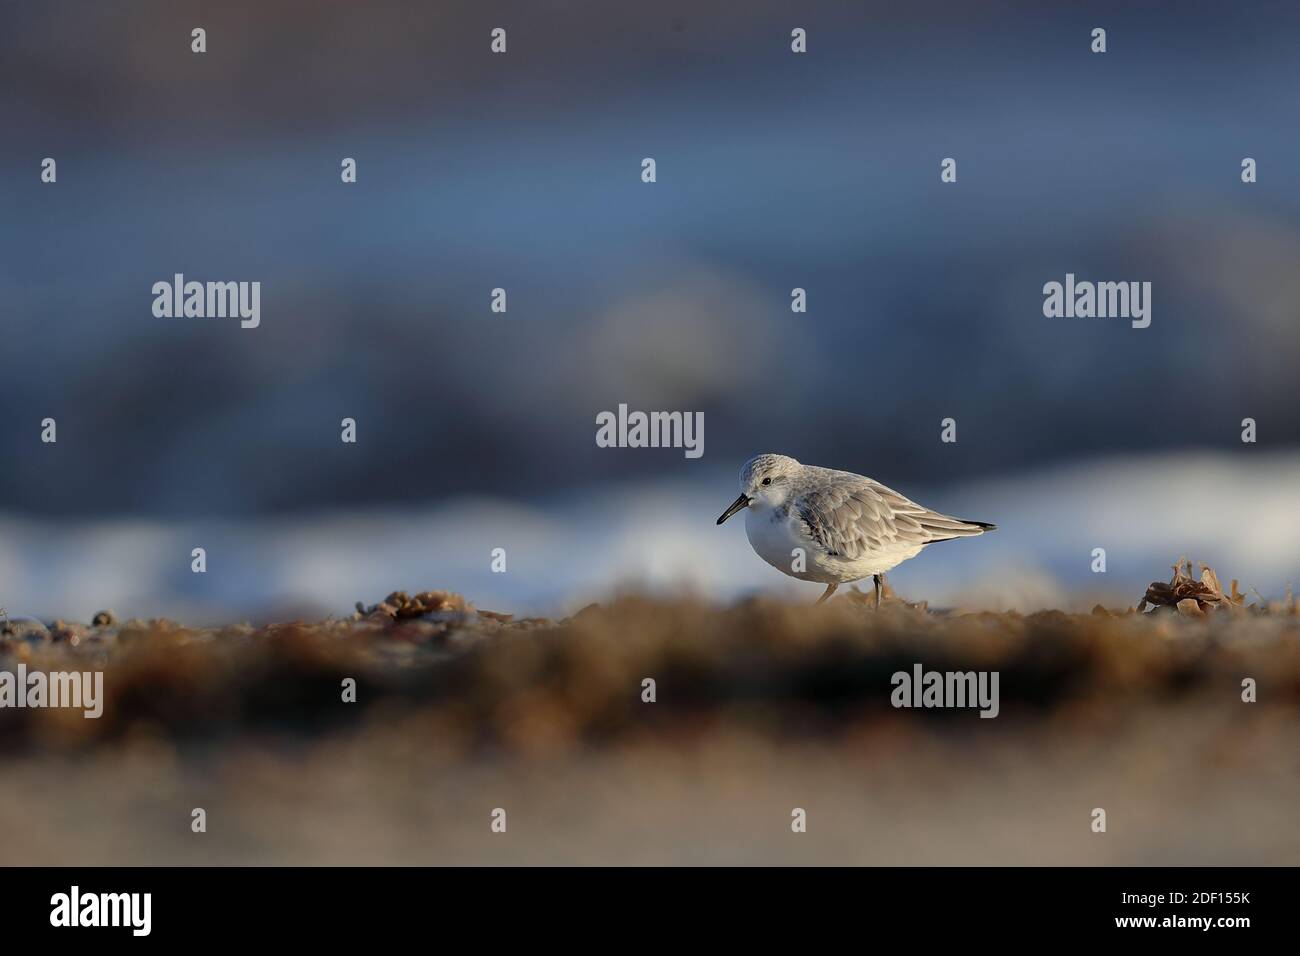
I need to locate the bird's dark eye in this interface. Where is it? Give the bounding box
[762,477,772,485]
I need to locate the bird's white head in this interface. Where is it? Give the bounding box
[716,453,802,524]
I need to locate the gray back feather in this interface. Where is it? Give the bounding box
[793,466,988,560]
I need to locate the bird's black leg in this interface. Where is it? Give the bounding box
[873,574,884,610]
[816,583,838,605]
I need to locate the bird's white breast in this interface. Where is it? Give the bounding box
[743,501,923,584]
[744,505,834,583]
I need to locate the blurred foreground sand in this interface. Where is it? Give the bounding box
[2,593,1297,865]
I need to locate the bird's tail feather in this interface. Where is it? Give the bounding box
[921,516,997,541]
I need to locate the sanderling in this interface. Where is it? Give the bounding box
[716,454,996,605]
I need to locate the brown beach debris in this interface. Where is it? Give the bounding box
[1137,558,1248,615]
[355,590,474,621]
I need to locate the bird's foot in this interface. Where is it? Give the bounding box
[815,583,839,605]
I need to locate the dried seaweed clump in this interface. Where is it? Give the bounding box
[356,590,474,620]
[1138,558,1248,616]
[352,589,520,626]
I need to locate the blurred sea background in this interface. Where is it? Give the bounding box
[3,0,1299,621]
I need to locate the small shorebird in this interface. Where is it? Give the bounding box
[717,454,995,605]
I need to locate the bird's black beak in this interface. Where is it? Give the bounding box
[716,493,751,525]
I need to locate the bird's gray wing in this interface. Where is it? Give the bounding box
[794,475,985,559]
